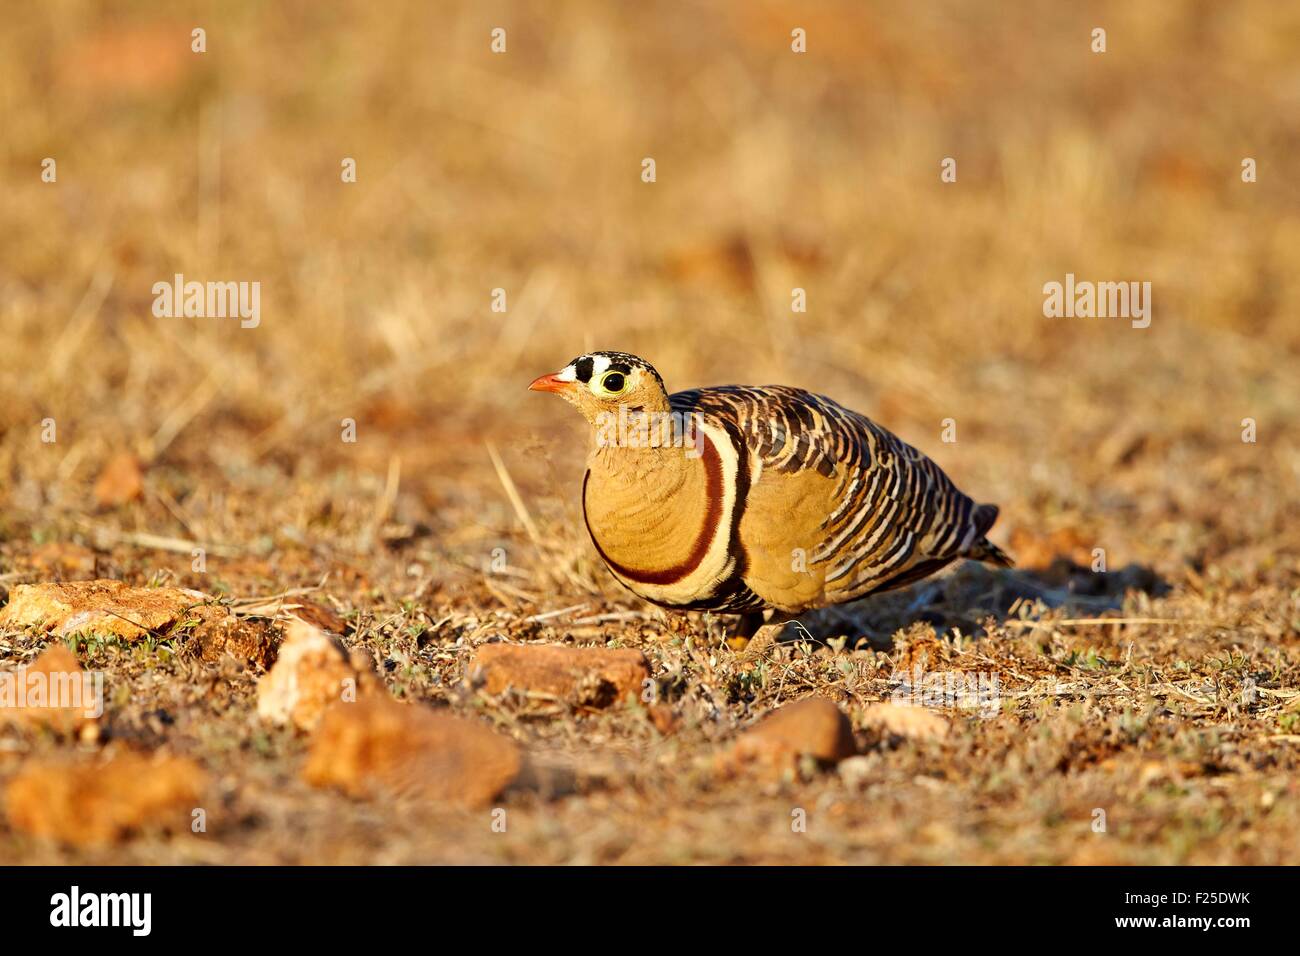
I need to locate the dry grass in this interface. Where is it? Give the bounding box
[1,0,1298,864]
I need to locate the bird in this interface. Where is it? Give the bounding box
[529,350,1013,656]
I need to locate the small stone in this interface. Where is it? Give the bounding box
[190,605,279,669]
[0,644,101,736]
[92,452,145,508]
[234,597,348,635]
[471,643,650,707]
[286,600,348,635]
[861,701,950,742]
[304,696,522,808]
[4,751,206,846]
[0,579,216,642]
[718,698,856,779]
[256,619,372,732]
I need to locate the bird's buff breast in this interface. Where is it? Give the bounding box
[582,434,728,594]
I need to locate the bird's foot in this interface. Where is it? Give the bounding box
[732,621,788,663]
[724,611,767,653]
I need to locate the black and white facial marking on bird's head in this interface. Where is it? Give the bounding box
[528,350,670,422]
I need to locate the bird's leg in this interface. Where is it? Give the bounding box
[729,612,794,661]
[725,612,766,652]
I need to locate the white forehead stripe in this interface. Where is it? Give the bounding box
[558,354,627,386]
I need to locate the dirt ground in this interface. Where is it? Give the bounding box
[1,1,1298,864]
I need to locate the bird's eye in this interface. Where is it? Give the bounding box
[600,371,626,393]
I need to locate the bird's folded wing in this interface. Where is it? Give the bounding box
[672,385,980,594]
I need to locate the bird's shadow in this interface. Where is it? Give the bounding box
[779,557,1170,652]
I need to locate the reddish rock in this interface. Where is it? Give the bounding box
[471,643,650,707]
[304,696,521,808]
[4,751,207,846]
[718,698,856,779]
[257,619,373,732]
[0,644,101,736]
[235,596,349,635]
[285,600,348,635]
[0,579,215,642]
[93,451,145,508]
[190,607,279,669]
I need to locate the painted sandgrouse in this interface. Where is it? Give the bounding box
[530,351,1013,653]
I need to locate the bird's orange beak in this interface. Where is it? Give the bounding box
[528,372,572,394]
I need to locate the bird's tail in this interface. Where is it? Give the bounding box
[967,503,1015,568]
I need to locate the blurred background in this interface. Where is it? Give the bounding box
[1,0,1297,598]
